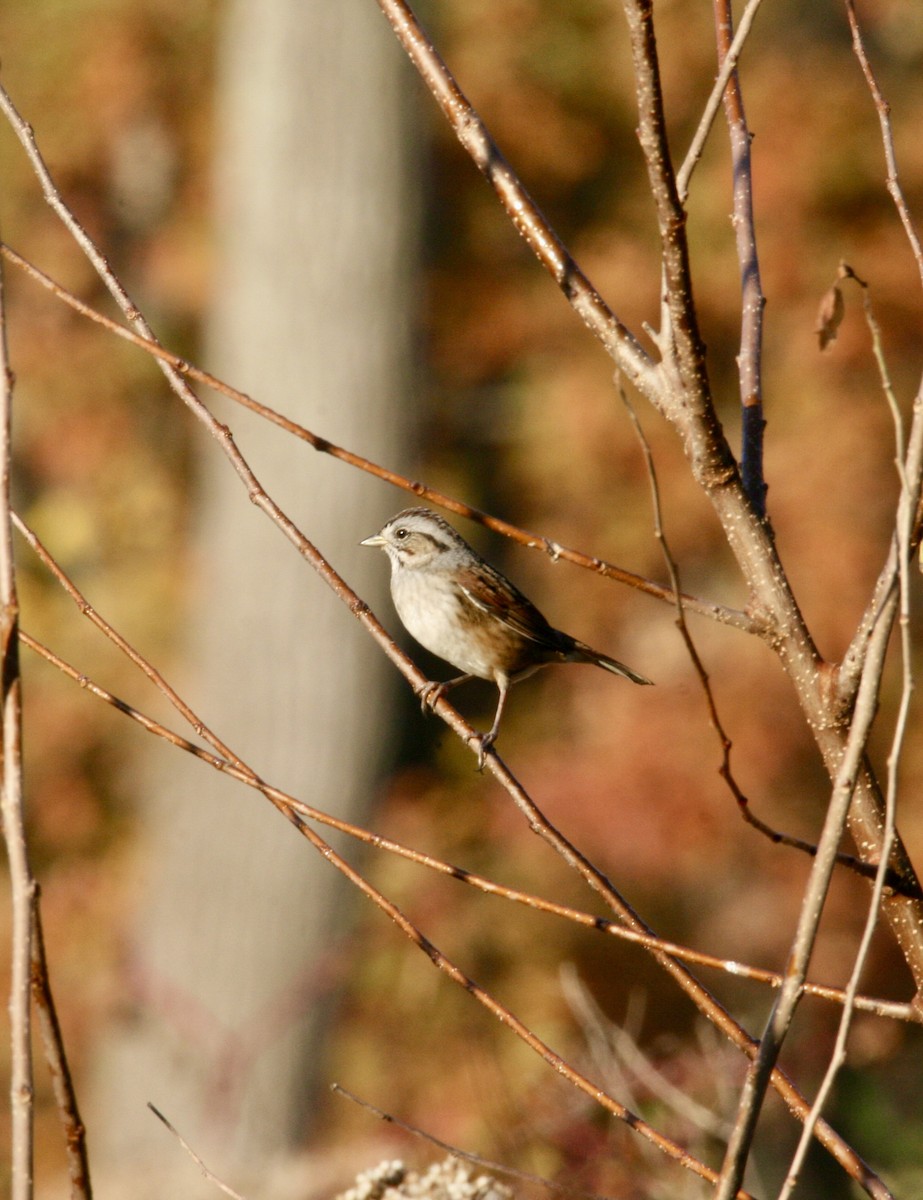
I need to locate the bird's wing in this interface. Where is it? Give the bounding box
[456,565,567,652]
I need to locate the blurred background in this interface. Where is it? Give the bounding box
[2,0,923,1196]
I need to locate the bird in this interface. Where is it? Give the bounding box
[361,507,652,767]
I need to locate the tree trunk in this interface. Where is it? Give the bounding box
[88,0,417,1187]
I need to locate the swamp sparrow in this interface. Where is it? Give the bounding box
[361,507,652,766]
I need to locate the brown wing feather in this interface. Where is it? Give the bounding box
[456,564,572,655]
[456,564,652,685]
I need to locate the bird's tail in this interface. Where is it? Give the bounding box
[569,639,653,686]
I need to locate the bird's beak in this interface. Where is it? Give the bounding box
[360,533,386,547]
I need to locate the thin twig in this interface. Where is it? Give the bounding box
[620,0,712,420]
[715,588,898,1199]
[13,513,250,776]
[838,0,923,699]
[845,0,923,287]
[0,75,896,1195]
[778,262,918,1200]
[676,0,766,202]
[16,636,742,1194]
[147,1105,248,1200]
[0,200,34,1200]
[0,241,755,635]
[30,890,93,1200]
[372,0,655,396]
[714,0,767,518]
[619,379,913,897]
[16,627,913,1025]
[331,1084,616,1200]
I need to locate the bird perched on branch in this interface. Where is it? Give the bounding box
[361,507,652,767]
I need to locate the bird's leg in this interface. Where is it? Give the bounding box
[417,673,473,714]
[471,677,510,771]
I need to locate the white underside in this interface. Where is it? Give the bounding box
[390,566,501,680]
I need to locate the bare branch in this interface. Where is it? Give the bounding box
[779,260,920,1200]
[714,0,767,518]
[621,341,903,1198]
[838,290,923,700]
[716,588,899,1200]
[332,1084,613,1200]
[373,0,655,395]
[845,0,923,285]
[17,625,913,1026]
[0,202,34,1200]
[620,0,713,427]
[837,0,923,703]
[0,242,757,635]
[676,0,766,201]
[147,1105,248,1200]
[30,891,92,1200]
[620,376,915,898]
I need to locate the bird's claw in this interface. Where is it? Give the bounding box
[470,731,497,772]
[418,680,445,714]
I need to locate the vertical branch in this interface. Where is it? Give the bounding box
[31,892,93,1200]
[0,230,34,1198]
[839,2,923,701]
[845,0,923,287]
[677,0,766,199]
[715,0,767,519]
[373,0,655,393]
[778,279,918,1200]
[619,1,714,432]
[714,594,896,1200]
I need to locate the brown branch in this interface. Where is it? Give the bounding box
[715,0,767,518]
[14,637,745,1196]
[838,288,923,701]
[0,202,34,1200]
[17,625,912,1025]
[623,6,923,988]
[147,1105,248,1200]
[30,890,92,1200]
[13,631,898,1200]
[0,74,900,1194]
[372,1,656,397]
[780,251,921,1199]
[716,592,899,1200]
[619,375,919,900]
[0,241,756,635]
[331,1084,614,1200]
[845,0,923,286]
[619,0,713,430]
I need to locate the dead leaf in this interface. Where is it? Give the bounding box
[815,283,845,350]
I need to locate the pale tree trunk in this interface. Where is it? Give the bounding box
[88,0,417,1188]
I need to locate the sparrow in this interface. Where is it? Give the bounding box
[362,507,651,766]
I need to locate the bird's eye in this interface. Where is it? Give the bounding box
[395,527,408,540]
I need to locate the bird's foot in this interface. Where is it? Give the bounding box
[417,680,446,714]
[417,674,472,715]
[470,730,497,772]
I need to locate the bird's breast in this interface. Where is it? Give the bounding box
[391,569,517,680]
